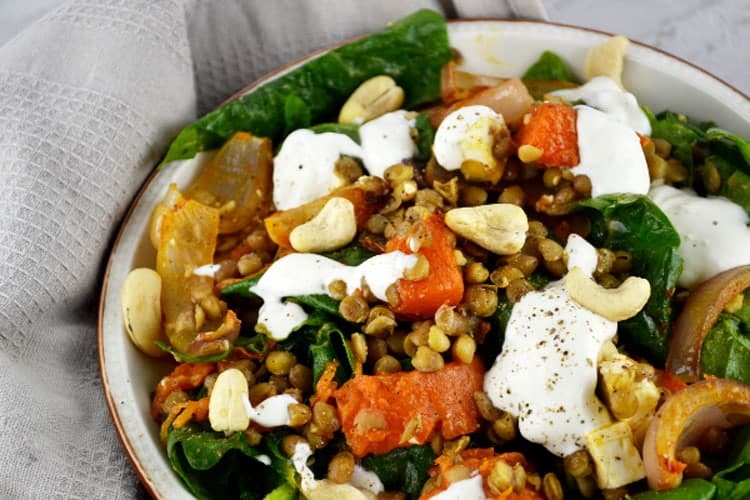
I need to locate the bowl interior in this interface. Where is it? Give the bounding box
[98,19,750,499]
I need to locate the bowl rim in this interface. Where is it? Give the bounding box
[97,16,750,499]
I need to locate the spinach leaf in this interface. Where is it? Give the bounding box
[706,128,750,167]
[167,426,294,499]
[702,154,750,212]
[413,113,435,163]
[235,333,271,355]
[361,445,435,500]
[644,107,750,205]
[482,296,514,365]
[712,427,750,500]
[161,9,452,165]
[522,50,578,83]
[220,274,262,300]
[278,311,355,384]
[643,107,703,181]
[701,294,750,384]
[306,322,355,385]
[321,245,377,266]
[631,478,716,499]
[289,294,341,318]
[579,194,683,363]
[283,94,312,137]
[308,122,361,143]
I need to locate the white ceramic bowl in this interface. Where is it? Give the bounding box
[98,19,750,499]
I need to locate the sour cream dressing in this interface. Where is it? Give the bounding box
[550,76,651,135]
[548,76,651,198]
[273,129,363,210]
[273,112,417,209]
[359,110,417,178]
[242,393,297,428]
[648,183,750,288]
[484,234,615,457]
[250,251,417,340]
[431,474,485,499]
[572,105,650,198]
[433,105,503,171]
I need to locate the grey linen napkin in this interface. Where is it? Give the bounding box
[0,1,545,498]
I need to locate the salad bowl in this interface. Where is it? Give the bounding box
[99,13,750,499]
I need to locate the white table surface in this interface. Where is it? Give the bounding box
[1,0,748,96]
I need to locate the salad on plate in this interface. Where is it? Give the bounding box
[119,9,750,500]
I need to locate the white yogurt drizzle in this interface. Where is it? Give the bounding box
[359,110,417,178]
[648,183,750,288]
[551,76,651,135]
[273,129,363,210]
[241,393,297,428]
[432,104,502,171]
[548,76,651,198]
[484,234,615,457]
[430,474,485,499]
[250,251,417,340]
[273,111,417,209]
[571,105,650,198]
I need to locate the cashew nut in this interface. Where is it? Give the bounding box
[585,35,630,89]
[338,75,404,125]
[209,368,250,433]
[565,267,650,322]
[121,268,166,357]
[444,204,528,255]
[289,197,357,253]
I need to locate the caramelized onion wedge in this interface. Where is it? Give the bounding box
[666,265,750,382]
[440,61,505,104]
[186,132,273,235]
[643,378,750,490]
[428,78,533,129]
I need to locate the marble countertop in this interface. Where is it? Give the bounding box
[1,0,746,94]
[545,0,749,95]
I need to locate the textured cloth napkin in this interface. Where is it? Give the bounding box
[0,1,545,498]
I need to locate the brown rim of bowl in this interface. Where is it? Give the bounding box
[97,16,749,499]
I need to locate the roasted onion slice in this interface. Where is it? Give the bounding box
[642,378,750,490]
[666,265,750,382]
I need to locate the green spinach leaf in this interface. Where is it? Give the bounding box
[278,312,355,384]
[413,113,435,163]
[701,294,750,384]
[711,427,750,500]
[321,245,377,266]
[644,107,750,206]
[155,340,233,363]
[631,479,716,499]
[361,445,435,500]
[522,50,578,83]
[167,426,294,499]
[308,122,361,143]
[308,322,355,384]
[579,194,683,363]
[161,9,452,165]
[706,128,750,167]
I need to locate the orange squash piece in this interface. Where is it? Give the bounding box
[385,213,463,319]
[515,103,579,168]
[334,358,484,458]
